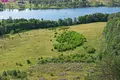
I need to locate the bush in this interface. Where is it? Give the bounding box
[1,77,8,80]
[5,70,27,79]
[27,60,31,64]
[2,71,7,76]
[54,31,86,52]
[38,53,96,64]
[84,46,96,53]
[50,73,54,76]
[18,63,23,66]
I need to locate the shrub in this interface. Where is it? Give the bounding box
[51,49,54,51]
[50,73,54,76]
[84,46,96,53]
[12,70,17,77]
[54,31,86,52]
[2,71,7,76]
[1,77,8,80]
[16,63,18,66]
[6,70,27,79]
[18,63,23,66]
[38,53,96,64]
[17,72,27,79]
[27,60,31,64]
[10,30,14,35]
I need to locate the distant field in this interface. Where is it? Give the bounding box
[0,22,106,73]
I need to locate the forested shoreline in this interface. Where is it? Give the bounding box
[0,0,120,10]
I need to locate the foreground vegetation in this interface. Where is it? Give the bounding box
[85,12,120,80]
[101,18,120,80]
[38,53,96,64]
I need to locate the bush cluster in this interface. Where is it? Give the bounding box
[1,70,27,80]
[38,53,96,64]
[54,31,86,51]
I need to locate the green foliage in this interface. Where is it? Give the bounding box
[64,18,73,26]
[104,18,120,56]
[74,17,77,25]
[108,12,120,20]
[27,60,31,64]
[2,71,7,77]
[38,53,96,64]
[0,2,3,10]
[101,17,120,80]
[58,19,64,26]
[21,0,90,9]
[54,31,86,51]
[106,0,120,7]
[3,0,120,9]
[16,63,23,66]
[0,13,109,36]
[111,56,120,80]
[78,13,108,24]
[50,73,54,76]
[1,70,27,79]
[0,19,58,36]
[84,46,96,53]
[10,30,14,35]
[85,74,99,80]
[1,77,9,80]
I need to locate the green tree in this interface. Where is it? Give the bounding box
[74,17,77,24]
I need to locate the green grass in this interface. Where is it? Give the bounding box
[0,22,106,74]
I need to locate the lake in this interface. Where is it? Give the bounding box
[0,7,120,20]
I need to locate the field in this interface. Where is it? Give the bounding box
[0,22,106,77]
[27,63,96,80]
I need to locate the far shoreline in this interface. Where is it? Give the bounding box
[0,6,120,11]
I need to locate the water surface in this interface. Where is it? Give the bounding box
[0,7,120,20]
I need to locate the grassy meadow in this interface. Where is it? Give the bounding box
[0,22,106,78]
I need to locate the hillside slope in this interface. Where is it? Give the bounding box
[0,22,106,74]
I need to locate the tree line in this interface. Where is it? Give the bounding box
[0,13,109,36]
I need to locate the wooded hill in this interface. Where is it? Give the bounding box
[0,0,120,9]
